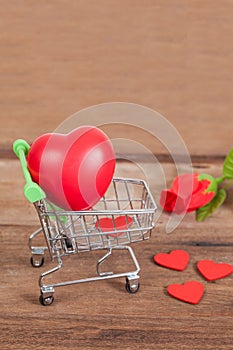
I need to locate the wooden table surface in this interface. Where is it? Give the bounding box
[1,1,233,349]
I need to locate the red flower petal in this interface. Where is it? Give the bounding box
[187,191,215,212]
[160,190,189,214]
[160,190,177,212]
[187,177,215,211]
[171,173,199,197]
[173,196,191,214]
[195,178,212,193]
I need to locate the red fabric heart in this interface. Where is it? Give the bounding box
[197,260,233,281]
[154,250,190,271]
[167,281,204,305]
[95,216,133,237]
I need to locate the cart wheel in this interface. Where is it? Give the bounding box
[30,255,44,268]
[39,294,54,306]
[125,278,140,294]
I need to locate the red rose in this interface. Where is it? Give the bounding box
[160,173,217,214]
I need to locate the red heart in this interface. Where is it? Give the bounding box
[153,250,190,271]
[27,126,115,210]
[197,260,233,281]
[167,281,204,305]
[95,216,133,237]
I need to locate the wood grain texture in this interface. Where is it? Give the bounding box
[1,160,233,349]
[1,0,233,156]
[1,1,233,348]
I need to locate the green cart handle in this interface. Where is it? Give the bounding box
[13,139,46,203]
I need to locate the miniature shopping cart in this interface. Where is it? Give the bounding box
[13,139,157,306]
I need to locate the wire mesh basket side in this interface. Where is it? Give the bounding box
[33,178,157,260]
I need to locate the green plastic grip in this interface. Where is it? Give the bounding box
[13,139,46,203]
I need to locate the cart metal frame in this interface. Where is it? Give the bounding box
[13,139,157,306]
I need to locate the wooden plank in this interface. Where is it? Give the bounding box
[1,0,233,156]
[1,159,233,349]
[1,0,233,345]
[0,227,233,349]
[1,159,232,228]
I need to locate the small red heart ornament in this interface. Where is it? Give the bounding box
[27,126,116,210]
[96,216,133,237]
[153,250,190,271]
[167,281,204,304]
[197,260,233,281]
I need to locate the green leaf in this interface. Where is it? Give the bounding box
[196,189,227,222]
[223,148,233,179]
